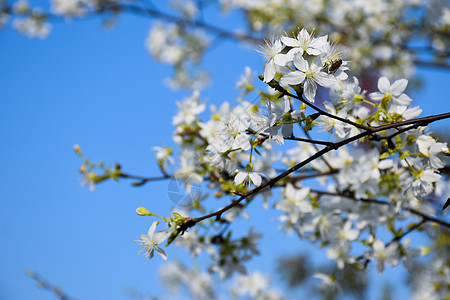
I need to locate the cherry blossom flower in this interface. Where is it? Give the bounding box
[366,239,399,274]
[232,271,269,297]
[313,272,342,293]
[369,76,412,106]
[281,28,328,57]
[137,222,169,260]
[319,101,349,139]
[275,184,312,221]
[234,168,263,187]
[216,113,251,150]
[410,168,441,197]
[172,90,206,126]
[416,134,448,169]
[257,36,285,83]
[280,53,335,102]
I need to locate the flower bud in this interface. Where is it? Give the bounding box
[73,144,82,156]
[136,206,152,216]
[353,94,364,103]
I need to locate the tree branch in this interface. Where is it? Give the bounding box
[181,111,450,230]
[119,172,171,185]
[5,2,449,70]
[26,270,77,300]
[310,189,450,229]
[284,135,334,146]
[265,81,372,131]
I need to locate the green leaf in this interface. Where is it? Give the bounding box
[166,228,180,246]
[379,151,393,159]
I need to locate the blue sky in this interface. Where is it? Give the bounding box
[1,4,450,300]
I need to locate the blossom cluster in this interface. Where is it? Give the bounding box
[5,0,450,296]
[137,29,450,298]
[3,0,449,89]
[72,27,450,298]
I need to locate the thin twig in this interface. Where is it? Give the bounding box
[26,270,77,300]
[284,135,334,146]
[4,3,449,70]
[119,172,171,184]
[267,82,372,131]
[310,189,450,228]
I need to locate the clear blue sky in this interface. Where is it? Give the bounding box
[1,4,449,300]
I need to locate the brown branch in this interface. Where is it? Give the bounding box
[247,127,333,146]
[4,2,263,44]
[284,135,334,146]
[283,171,338,183]
[265,80,372,131]
[122,4,262,43]
[371,123,420,141]
[5,1,450,70]
[180,112,450,231]
[119,172,171,185]
[310,189,450,229]
[374,112,450,131]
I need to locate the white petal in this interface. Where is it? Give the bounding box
[273,53,291,66]
[417,135,434,155]
[249,173,262,187]
[280,71,305,86]
[377,76,390,93]
[347,230,359,241]
[234,133,251,151]
[394,93,412,106]
[315,72,336,87]
[153,231,169,244]
[323,101,335,113]
[293,52,308,71]
[421,170,440,182]
[148,222,157,236]
[306,48,322,56]
[378,159,394,169]
[298,201,313,213]
[369,92,384,102]
[298,186,310,199]
[234,172,247,185]
[273,39,284,52]
[335,124,347,138]
[373,239,385,252]
[263,60,276,83]
[281,36,301,47]
[303,79,317,102]
[390,79,408,96]
[155,246,168,260]
[309,35,328,52]
[285,48,302,60]
[297,28,309,41]
[402,106,422,120]
[311,56,324,69]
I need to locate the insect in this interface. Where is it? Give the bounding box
[327,59,343,74]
